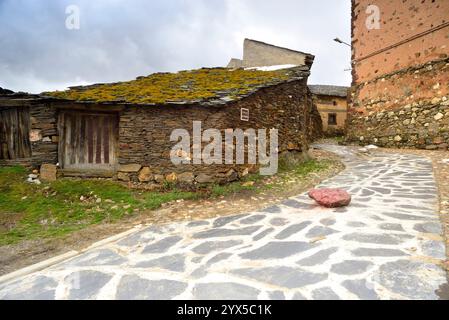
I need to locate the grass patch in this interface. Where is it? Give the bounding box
[0,167,197,245]
[210,182,255,198]
[0,159,335,246]
[283,159,332,177]
[209,159,333,197]
[325,136,345,143]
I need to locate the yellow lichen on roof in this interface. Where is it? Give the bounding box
[44,68,293,104]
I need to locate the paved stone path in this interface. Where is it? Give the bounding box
[1,144,448,300]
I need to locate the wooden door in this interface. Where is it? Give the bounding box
[59,111,118,171]
[0,107,32,160]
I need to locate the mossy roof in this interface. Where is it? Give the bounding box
[43,67,307,106]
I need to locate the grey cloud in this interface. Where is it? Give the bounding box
[0,0,351,93]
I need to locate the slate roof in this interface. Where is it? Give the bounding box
[0,87,41,101]
[308,85,349,97]
[0,87,14,95]
[43,66,310,106]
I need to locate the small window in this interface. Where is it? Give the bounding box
[328,113,337,125]
[240,108,249,122]
[333,101,337,106]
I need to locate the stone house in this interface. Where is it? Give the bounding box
[348,0,449,149]
[0,65,322,185]
[309,85,348,136]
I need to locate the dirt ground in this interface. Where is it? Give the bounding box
[0,148,344,276]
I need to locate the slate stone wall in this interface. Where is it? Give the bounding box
[29,103,58,167]
[0,100,58,168]
[347,99,449,150]
[119,103,234,183]
[118,79,322,184]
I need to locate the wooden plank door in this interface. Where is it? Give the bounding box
[59,111,118,170]
[0,107,31,160]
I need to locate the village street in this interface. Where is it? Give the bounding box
[0,144,448,300]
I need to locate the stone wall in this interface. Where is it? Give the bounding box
[119,104,234,184]
[347,99,449,150]
[225,79,315,154]
[351,58,449,112]
[238,39,314,69]
[29,102,58,167]
[118,79,320,184]
[309,103,324,141]
[347,58,449,149]
[227,58,243,69]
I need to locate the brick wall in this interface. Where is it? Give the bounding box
[348,0,449,149]
[352,0,449,84]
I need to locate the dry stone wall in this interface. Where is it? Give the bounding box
[347,99,448,150]
[347,58,449,150]
[118,79,322,184]
[29,103,58,167]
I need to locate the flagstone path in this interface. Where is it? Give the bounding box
[0,144,448,300]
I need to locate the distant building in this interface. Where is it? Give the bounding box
[309,85,349,136]
[227,38,315,69]
[348,0,449,149]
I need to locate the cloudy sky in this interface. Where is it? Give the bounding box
[0,0,351,93]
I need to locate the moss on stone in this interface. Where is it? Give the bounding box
[44,67,293,105]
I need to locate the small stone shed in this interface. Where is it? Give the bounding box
[0,66,322,185]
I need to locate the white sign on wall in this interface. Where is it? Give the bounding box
[240,108,250,121]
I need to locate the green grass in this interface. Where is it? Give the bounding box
[333,136,345,142]
[324,136,345,143]
[209,159,333,197]
[210,182,255,197]
[44,67,292,104]
[0,159,334,246]
[0,167,197,245]
[283,159,332,177]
